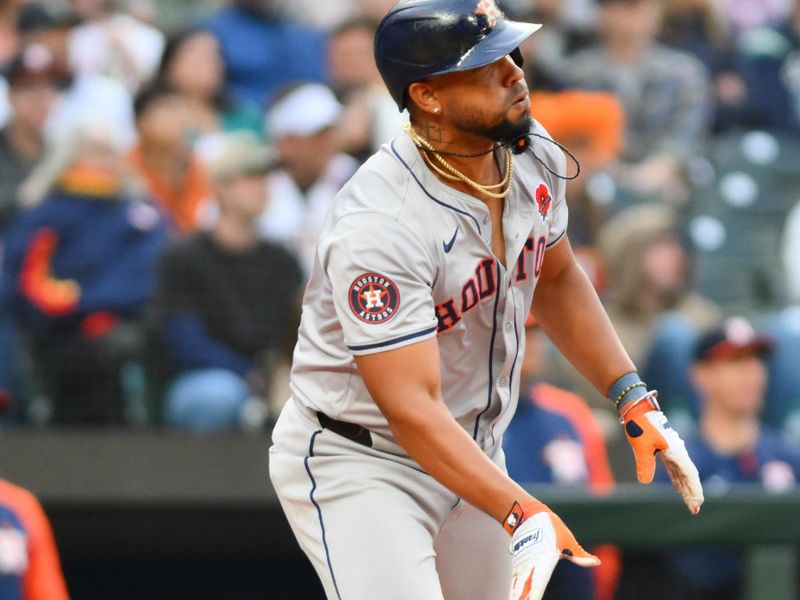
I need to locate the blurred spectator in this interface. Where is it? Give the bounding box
[287,0,357,30]
[530,90,625,283]
[154,27,262,162]
[67,0,165,93]
[716,0,794,34]
[660,317,800,599]
[16,4,73,59]
[1,119,169,425]
[288,0,396,29]
[328,18,406,161]
[0,2,71,129]
[775,209,800,438]
[127,83,211,233]
[599,204,720,419]
[544,204,719,415]
[661,0,749,130]
[0,44,67,231]
[352,0,397,24]
[18,2,138,152]
[513,0,598,91]
[259,82,358,274]
[504,315,620,600]
[203,0,326,107]
[785,201,800,304]
[153,133,302,432]
[735,0,800,133]
[564,0,711,204]
[661,0,732,70]
[0,0,25,68]
[0,43,68,423]
[0,478,70,599]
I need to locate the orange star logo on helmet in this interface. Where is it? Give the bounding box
[475,0,502,27]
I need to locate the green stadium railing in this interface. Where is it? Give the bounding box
[1,430,797,599]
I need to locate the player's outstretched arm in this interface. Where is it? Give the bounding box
[355,339,599,600]
[531,236,704,514]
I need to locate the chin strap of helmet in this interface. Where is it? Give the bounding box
[504,132,581,181]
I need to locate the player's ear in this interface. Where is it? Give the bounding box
[407,81,442,118]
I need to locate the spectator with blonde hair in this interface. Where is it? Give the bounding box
[2,117,169,425]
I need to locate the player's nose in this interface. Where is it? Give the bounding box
[502,54,526,88]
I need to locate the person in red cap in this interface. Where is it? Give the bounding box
[0,43,69,229]
[659,316,800,599]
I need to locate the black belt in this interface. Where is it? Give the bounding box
[316,412,373,448]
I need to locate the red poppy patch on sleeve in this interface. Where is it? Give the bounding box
[535,184,552,218]
[349,273,400,324]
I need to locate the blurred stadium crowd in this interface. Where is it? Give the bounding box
[0,0,799,597]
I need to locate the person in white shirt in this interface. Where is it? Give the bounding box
[258,82,359,275]
[67,0,165,93]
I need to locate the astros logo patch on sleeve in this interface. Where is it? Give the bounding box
[349,273,400,324]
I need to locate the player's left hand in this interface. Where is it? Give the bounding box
[621,394,704,514]
[509,502,600,600]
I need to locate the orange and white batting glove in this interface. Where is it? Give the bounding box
[621,391,704,514]
[505,501,600,600]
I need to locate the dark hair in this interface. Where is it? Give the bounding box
[133,82,181,119]
[155,26,228,110]
[18,4,77,32]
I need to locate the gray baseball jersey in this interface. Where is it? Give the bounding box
[288,120,568,454]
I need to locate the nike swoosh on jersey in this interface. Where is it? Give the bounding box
[443,228,459,253]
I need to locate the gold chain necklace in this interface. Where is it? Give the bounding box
[405,123,513,200]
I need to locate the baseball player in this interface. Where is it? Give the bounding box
[268,1,704,599]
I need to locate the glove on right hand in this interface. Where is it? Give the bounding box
[509,502,600,600]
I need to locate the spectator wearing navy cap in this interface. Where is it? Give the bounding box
[0,44,69,230]
[659,316,800,599]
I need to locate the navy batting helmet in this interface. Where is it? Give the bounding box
[375,0,541,111]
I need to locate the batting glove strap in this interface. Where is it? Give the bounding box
[622,400,705,514]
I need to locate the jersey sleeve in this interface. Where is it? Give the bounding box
[547,171,569,248]
[319,212,438,356]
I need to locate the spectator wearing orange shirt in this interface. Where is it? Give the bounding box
[0,479,69,600]
[128,83,211,233]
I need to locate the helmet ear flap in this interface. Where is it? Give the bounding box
[510,47,524,68]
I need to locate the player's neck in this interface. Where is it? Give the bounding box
[410,120,504,196]
[700,406,760,456]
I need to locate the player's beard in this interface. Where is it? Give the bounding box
[451,107,532,154]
